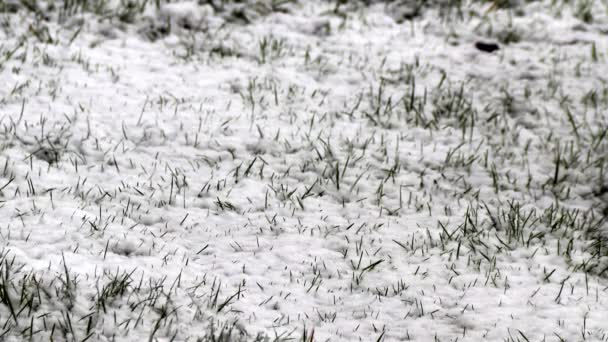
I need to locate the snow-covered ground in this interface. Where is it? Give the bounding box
[0,0,607,341]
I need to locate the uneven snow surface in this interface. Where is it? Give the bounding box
[0,1,607,341]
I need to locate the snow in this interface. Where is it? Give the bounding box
[0,0,607,341]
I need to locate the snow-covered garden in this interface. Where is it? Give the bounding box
[0,0,607,340]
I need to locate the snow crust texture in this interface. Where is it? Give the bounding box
[0,0,607,341]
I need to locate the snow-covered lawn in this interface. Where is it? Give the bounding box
[0,1,607,341]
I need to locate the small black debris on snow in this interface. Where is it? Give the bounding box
[475,41,500,53]
[33,147,59,164]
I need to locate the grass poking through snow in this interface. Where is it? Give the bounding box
[0,0,607,341]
